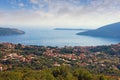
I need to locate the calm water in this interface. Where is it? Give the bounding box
[0,28,119,47]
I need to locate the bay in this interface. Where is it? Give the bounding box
[0,28,119,47]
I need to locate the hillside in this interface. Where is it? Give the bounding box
[0,28,25,36]
[0,43,119,80]
[77,22,120,38]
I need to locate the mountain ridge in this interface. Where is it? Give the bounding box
[77,22,120,38]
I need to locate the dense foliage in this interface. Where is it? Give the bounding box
[0,66,117,80]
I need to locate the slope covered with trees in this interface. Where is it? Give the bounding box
[0,66,115,80]
[77,22,120,38]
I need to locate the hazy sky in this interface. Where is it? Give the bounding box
[0,0,120,29]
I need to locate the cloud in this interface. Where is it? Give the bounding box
[30,0,39,4]
[0,0,120,28]
[18,3,25,7]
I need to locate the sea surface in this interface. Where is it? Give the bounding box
[0,28,119,47]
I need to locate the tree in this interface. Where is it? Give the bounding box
[99,75,107,80]
[74,68,93,80]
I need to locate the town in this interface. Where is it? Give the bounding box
[0,42,119,77]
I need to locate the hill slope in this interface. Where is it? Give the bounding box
[77,22,120,38]
[0,28,25,36]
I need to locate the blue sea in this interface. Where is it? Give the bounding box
[0,28,119,47]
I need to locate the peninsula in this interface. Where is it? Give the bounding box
[54,28,89,30]
[77,22,120,38]
[0,27,25,36]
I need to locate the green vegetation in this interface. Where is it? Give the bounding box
[0,66,116,80]
[0,43,120,80]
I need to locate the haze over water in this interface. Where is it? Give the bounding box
[0,28,119,47]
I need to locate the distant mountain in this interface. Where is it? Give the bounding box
[54,28,90,30]
[77,22,120,38]
[0,28,25,36]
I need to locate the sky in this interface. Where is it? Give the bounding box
[0,0,120,29]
